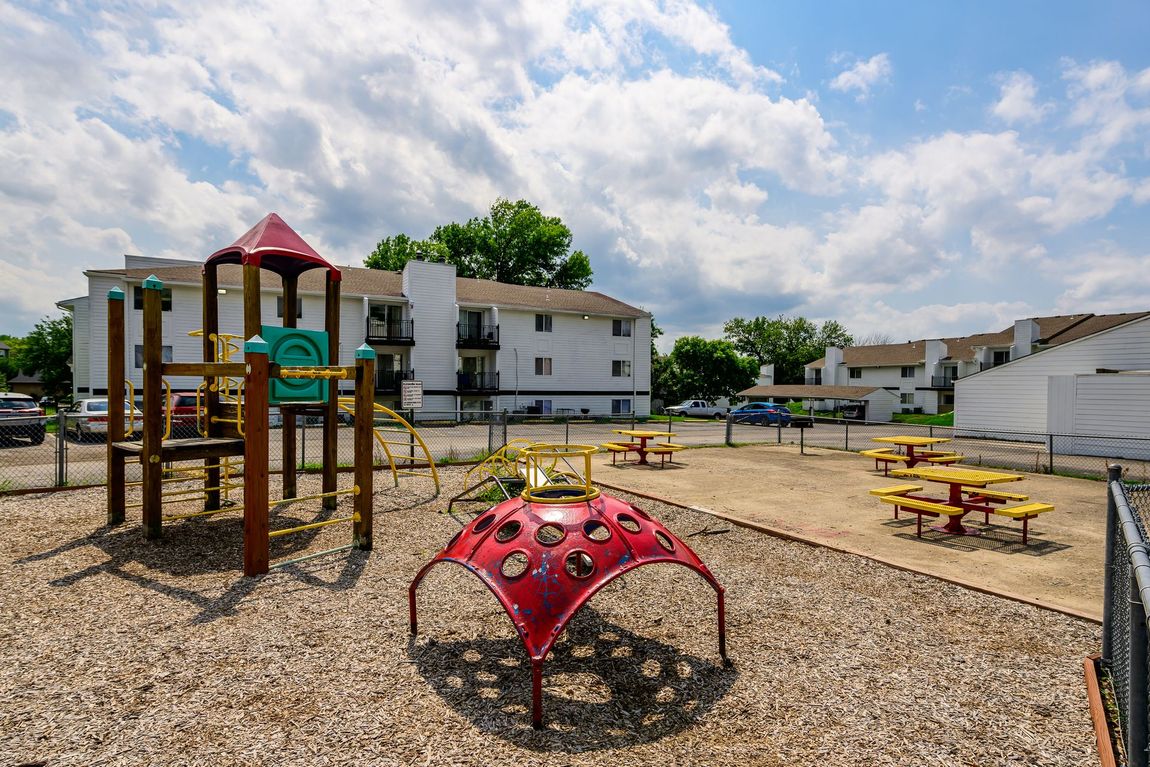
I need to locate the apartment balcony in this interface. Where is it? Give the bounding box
[376,369,415,393]
[930,375,956,388]
[457,323,500,349]
[457,371,499,393]
[365,318,415,346]
[804,375,823,386]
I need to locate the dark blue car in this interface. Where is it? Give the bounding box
[730,401,792,426]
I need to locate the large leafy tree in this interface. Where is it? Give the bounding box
[16,315,72,399]
[365,198,593,289]
[666,336,759,403]
[723,315,853,385]
[0,335,22,391]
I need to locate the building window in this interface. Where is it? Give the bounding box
[612,319,632,337]
[611,398,632,414]
[534,357,552,376]
[134,345,173,368]
[132,286,172,311]
[611,360,631,377]
[533,399,553,415]
[900,366,915,378]
[276,296,303,319]
[535,314,552,332]
[848,367,861,379]
[992,350,1011,366]
[900,393,914,405]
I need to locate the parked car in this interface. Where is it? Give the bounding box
[65,398,143,442]
[0,392,47,445]
[664,399,728,419]
[730,401,792,426]
[841,403,866,421]
[168,391,202,437]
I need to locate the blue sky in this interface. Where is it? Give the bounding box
[1,1,1148,351]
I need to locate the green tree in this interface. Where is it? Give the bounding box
[365,198,593,289]
[0,334,22,391]
[723,315,853,385]
[16,315,72,399]
[667,336,759,403]
[648,319,681,408]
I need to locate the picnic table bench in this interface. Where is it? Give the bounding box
[861,447,964,475]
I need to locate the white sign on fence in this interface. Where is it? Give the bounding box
[401,379,424,410]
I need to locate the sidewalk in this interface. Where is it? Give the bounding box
[592,443,1106,620]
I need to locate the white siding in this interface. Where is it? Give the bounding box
[493,310,650,416]
[71,298,90,397]
[956,315,1150,437]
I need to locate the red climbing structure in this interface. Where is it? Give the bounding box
[408,444,727,728]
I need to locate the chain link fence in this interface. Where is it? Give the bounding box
[2,409,1148,494]
[727,416,1150,482]
[1102,469,1150,766]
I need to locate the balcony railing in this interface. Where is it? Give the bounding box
[376,369,414,393]
[457,323,500,348]
[804,375,822,386]
[931,375,956,388]
[457,371,499,392]
[365,318,414,344]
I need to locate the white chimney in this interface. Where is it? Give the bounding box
[1011,319,1039,359]
[823,347,843,386]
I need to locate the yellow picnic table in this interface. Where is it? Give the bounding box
[612,429,676,466]
[870,435,953,469]
[889,466,1024,535]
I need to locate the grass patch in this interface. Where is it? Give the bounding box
[891,412,954,426]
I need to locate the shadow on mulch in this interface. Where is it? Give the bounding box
[15,506,371,624]
[883,518,1071,556]
[409,607,736,752]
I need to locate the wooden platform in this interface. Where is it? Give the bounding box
[113,437,245,462]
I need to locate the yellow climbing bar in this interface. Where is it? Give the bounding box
[278,366,352,380]
[273,486,360,507]
[269,513,361,539]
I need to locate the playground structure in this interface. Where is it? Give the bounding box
[105,213,437,575]
[409,443,728,728]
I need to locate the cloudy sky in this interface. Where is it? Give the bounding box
[2,1,1148,349]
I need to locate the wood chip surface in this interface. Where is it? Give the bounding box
[0,468,1099,766]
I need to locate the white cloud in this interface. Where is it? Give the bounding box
[991,71,1052,124]
[829,53,892,101]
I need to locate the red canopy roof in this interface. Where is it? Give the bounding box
[204,213,341,281]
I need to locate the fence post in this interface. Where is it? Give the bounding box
[300,417,307,470]
[776,419,782,444]
[56,409,67,487]
[1103,464,1122,663]
[800,423,805,455]
[1131,582,1149,767]
[844,420,849,452]
[1048,433,1055,475]
[488,414,495,455]
[502,409,508,448]
[725,413,732,446]
[408,409,415,464]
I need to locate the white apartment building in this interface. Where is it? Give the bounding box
[804,312,1149,418]
[58,255,652,418]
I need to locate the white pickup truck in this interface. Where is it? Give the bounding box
[663,399,728,419]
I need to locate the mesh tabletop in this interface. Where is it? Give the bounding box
[891,466,1024,486]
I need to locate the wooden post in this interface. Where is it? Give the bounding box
[141,275,164,539]
[243,335,271,576]
[281,275,298,500]
[354,344,375,550]
[202,263,221,511]
[243,262,262,345]
[106,287,126,525]
[322,272,341,510]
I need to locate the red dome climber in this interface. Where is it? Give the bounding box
[408,445,727,728]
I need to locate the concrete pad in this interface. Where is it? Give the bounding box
[592,444,1105,620]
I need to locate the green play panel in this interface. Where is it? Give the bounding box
[261,325,329,404]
